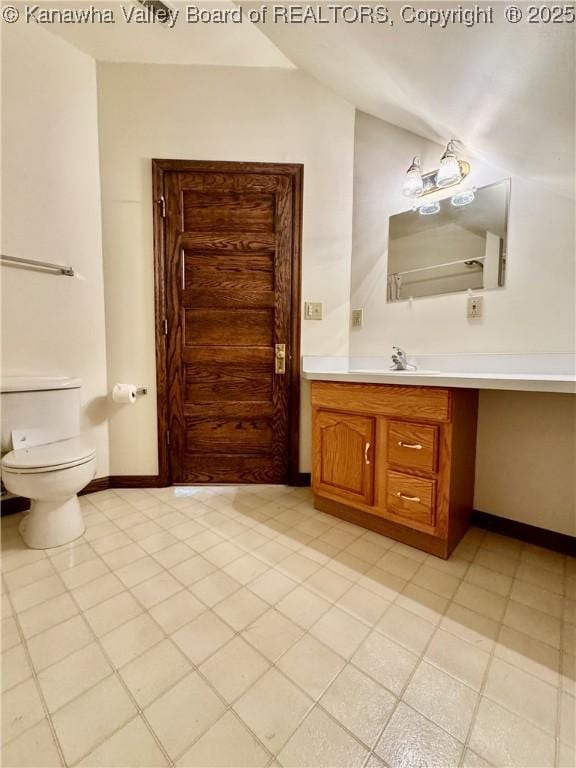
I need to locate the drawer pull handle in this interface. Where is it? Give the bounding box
[364,442,371,465]
[396,491,421,503]
[398,441,423,450]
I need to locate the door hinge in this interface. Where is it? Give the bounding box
[156,196,166,218]
[166,430,170,446]
[163,318,168,336]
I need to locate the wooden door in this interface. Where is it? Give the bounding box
[154,161,302,484]
[313,410,375,505]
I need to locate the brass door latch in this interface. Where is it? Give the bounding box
[275,343,286,374]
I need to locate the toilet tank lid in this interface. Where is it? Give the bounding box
[1,377,82,393]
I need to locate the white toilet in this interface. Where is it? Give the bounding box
[1,377,96,549]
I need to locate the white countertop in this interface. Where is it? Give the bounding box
[302,355,576,394]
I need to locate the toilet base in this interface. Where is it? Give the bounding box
[19,495,85,549]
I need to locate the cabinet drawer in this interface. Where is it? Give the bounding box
[311,382,451,422]
[388,421,438,473]
[386,471,435,527]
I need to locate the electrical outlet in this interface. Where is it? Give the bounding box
[467,296,483,319]
[351,308,364,328]
[304,301,323,320]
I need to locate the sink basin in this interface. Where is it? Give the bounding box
[350,369,440,375]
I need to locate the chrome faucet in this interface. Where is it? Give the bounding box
[390,346,416,371]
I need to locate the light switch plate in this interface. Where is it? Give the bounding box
[467,295,483,319]
[304,301,323,320]
[351,308,364,328]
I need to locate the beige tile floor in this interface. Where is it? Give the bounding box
[1,485,574,768]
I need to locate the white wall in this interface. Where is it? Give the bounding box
[475,391,575,535]
[1,23,109,478]
[350,111,576,535]
[97,63,355,475]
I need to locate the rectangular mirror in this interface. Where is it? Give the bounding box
[387,179,509,302]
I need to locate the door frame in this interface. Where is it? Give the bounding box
[152,159,304,486]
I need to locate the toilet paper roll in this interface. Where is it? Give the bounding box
[112,384,137,404]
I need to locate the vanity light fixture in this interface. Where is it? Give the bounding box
[402,156,424,198]
[451,187,476,206]
[402,139,470,199]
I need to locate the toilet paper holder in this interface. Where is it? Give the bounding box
[112,384,148,404]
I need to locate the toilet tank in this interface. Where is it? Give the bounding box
[1,377,82,455]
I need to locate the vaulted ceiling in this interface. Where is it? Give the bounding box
[40,1,575,197]
[242,1,575,197]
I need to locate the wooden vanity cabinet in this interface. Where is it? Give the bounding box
[311,381,478,558]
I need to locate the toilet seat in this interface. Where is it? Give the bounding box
[1,437,96,474]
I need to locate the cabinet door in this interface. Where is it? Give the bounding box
[313,410,375,506]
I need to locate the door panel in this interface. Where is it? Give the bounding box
[185,414,273,455]
[185,363,273,403]
[182,191,276,232]
[184,308,274,346]
[313,410,375,506]
[161,164,300,484]
[185,252,274,286]
[180,232,276,252]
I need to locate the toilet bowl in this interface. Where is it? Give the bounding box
[2,437,96,549]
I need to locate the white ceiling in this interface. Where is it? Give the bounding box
[39,1,293,67]
[241,1,575,198]
[42,1,574,197]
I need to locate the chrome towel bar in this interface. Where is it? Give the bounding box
[1,254,75,277]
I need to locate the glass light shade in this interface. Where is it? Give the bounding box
[417,200,440,216]
[402,165,424,197]
[402,157,423,198]
[451,188,476,207]
[436,155,462,187]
